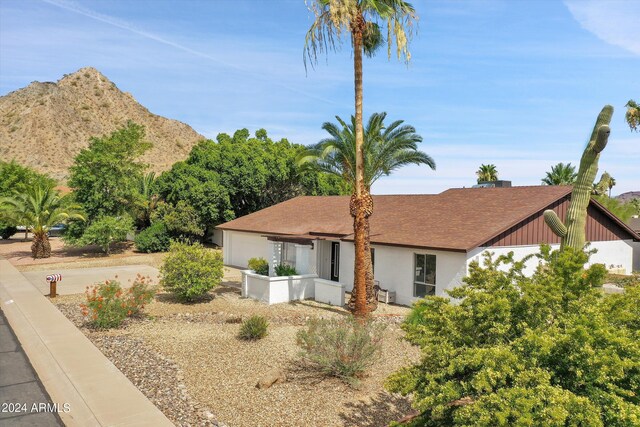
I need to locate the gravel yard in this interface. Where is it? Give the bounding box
[52,284,420,427]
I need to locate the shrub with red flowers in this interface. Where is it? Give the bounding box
[80,275,155,328]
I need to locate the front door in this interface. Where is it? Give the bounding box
[330,242,340,281]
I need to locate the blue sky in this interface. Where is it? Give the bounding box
[1,0,638,194]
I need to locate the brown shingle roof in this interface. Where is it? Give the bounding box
[217,186,638,252]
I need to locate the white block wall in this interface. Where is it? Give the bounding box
[241,271,316,305]
[314,278,345,306]
[223,231,268,269]
[338,242,467,306]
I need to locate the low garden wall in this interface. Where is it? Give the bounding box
[241,271,317,305]
[313,278,345,306]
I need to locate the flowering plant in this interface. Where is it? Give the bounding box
[80,274,155,328]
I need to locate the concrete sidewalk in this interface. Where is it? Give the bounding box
[22,265,160,296]
[0,259,173,426]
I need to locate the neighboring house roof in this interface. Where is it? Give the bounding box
[628,217,640,234]
[217,186,640,252]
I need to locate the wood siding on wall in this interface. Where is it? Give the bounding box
[483,196,631,247]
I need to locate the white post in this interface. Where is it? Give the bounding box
[267,241,281,277]
[295,244,310,275]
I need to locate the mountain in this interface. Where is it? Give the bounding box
[0,67,205,180]
[615,191,640,203]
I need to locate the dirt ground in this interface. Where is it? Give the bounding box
[0,234,165,268]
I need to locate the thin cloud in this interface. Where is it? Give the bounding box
[40,0,340,105]
[564,0,640,55]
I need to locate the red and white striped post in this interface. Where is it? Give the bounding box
[46,274,62,298]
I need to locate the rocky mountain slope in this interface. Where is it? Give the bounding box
[615,191,640,203]
[0,67,205,180]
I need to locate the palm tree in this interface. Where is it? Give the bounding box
[305,0,418,317]
[0,184,84,258]
[300,113,434,310]
[476,164,498,183]
[300,112,435,191]
[625,99,639,131]
[133,171,158,228]
[541,163,577,185]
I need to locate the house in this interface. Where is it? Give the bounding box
[217,186,640,306]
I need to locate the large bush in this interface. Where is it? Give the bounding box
[386,246,640,426]
[161,200,205,242]
[296,316,384,386]
[79,216,133,254]
[160,241,223,302]
[135,221,170,253]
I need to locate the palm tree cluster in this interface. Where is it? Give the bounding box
[476,164,498,183]
[0,184,84,258]
[541,162,577,185]
[300,112,435,192]
[305,0,418,317]
[300,112,434,311]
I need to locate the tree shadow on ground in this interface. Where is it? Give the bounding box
[212,283,241,295]
[286,299,348,315]
[339,391,414,427]
[154,284,240,305]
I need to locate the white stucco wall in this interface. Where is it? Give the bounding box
[314,278,345,306]
[466,240,635,276]
[338,242,467,306]
[222,230,268,269]
[241,270,316,305]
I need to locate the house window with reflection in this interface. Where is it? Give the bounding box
[414,253,436,297]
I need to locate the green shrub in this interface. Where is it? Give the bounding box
[61,218,87,245]
[238,315,269,340]
[296,317,384,386]
[81,276,155,329]
[79,215,133,254]
[0,221,17,239]
[248,257,269,275]
[386,246,640,426]
[135,221,170,253]
[161,201,205,242]
[275,264,297,276]
[160,241,223,302]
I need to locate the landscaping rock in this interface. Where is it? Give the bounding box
[256,368,286,389]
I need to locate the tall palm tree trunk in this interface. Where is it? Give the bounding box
[31,231,51,259]
[348,15,376,317]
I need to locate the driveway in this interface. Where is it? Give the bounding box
[22,265,160,296]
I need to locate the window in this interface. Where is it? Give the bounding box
[414,253,436,297]
[371,248,375,274]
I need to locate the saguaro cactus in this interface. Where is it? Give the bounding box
[543,105,613,249]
